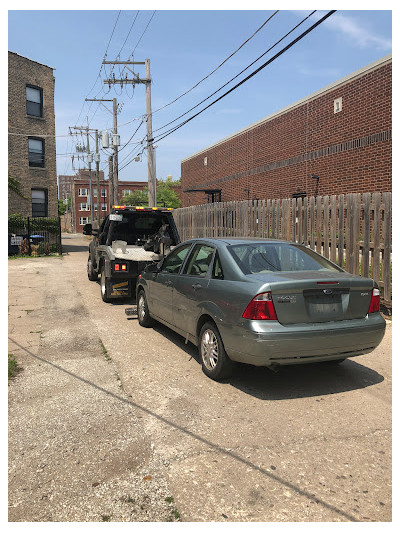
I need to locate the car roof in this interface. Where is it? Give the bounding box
[187,237,297,246]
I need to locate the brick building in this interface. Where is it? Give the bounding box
[8,51,58,217]
[181,54,392,206]
[58,169,105,200]
[71,178,149,232]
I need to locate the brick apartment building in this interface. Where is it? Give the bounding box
[71,177,149,232]
[8,51,58,217]
[181,54,392,206]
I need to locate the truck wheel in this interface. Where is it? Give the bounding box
[87,257,98,281]
[137,290,155,328]
[100,267,113,303]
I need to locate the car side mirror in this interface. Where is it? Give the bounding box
[146,262,161,274]
[82,223,92,235]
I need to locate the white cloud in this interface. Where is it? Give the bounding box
[323,12,392,51]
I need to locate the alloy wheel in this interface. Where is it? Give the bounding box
[201,329,219,370]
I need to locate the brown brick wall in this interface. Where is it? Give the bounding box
[181,60,392,207]
[8,52,58,217]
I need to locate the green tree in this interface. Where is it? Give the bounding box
[58,197,71,215]
[122,177,181,209]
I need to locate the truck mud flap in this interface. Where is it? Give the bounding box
[110,280,131,297]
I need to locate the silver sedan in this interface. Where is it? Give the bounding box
[136,238,386,381]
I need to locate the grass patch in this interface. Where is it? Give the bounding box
[100,340,111,361]
[8,354,22,381]
[101,515,111,522]
[8,254,62,260]
[167,508,181,521]
[165,496,174,504]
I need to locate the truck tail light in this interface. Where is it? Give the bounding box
[368,288,380,314]
[113,263,127,272]
[242,292,277,321]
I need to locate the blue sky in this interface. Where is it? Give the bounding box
[8,4,392,184]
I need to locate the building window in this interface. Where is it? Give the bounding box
[93,189,97,197]
[334,97,343,114]
[26,85,43,117]
[94,203,98,211]
[79,217,89,226]
[78,188,88,196]
[79,202,90,211]
[31,189,48,217]
[101,189,107,197]
[122,189,132,196]
[28,137,45,167]
[101,203,107,211]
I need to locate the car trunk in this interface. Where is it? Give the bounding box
[249,271,374,324]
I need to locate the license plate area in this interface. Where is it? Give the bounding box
[304,288,349,321]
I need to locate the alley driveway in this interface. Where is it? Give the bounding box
[8,233,392,522]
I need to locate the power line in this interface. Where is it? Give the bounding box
[152,10,317,137]
[153,10,336,145]
[130,10,156,56]
[151,10,279,117]
[117,10,139,58]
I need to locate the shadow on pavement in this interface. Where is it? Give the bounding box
[151,321,384,400]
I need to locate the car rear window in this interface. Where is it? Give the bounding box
[228,243,342,274]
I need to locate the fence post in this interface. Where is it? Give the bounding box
[58,216,63,255]
[27,217,32,256]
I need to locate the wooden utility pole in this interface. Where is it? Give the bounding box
[95,129,101,226]
[112,98,119,206]
[85,125,94,222]
[108,156,114,211]
[85,98,119,209]
[103,59,156,207]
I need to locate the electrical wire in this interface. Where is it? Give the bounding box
[130,10,156,56]
[152,10,318,137]
[151,10,279,117]
[118,119,145,153]
[117,10,139,58]
[153,11,335,144]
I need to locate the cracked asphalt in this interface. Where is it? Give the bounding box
[8,233,392,522]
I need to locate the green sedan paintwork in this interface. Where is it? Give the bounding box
[136,238,386,374]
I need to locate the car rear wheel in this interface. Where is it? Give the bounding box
[137,290,155,328]
[199,322,235,381]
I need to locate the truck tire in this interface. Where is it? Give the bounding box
[87,257,98,281]
[100,267,113,303]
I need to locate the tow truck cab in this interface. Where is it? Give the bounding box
[83,205,180,302]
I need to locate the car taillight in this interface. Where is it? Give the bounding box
[242,292,277,320]
[368,288,380,314]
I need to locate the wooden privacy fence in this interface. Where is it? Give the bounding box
[173,192,392,305]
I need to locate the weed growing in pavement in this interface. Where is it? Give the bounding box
[165,496,174,504]
[100,340,111,361]
[101,515,111,522]
[8,354,22,381]
[24,310,34,315]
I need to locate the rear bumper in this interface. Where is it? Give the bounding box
[222,314,386,367]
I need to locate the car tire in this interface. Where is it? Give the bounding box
[137,289,155,328]
[100,267,113,303]
[199,322,235,381]
[87,257,98,281]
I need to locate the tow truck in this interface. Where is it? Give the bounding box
[82,205,180,302]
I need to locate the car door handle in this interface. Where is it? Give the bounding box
[165,280,172,286]
[192,283,202,290]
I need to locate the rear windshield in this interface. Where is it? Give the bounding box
[109,212,174,244]
[228,243,342,274]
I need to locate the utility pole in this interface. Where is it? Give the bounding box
[108,156,114,211]
[95,130,101,227]
[85,123,94,222]
[103,59,156,207]
[85,98,120,208]
[70,125,96,223]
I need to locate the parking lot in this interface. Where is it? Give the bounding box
[8,233,392,522]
